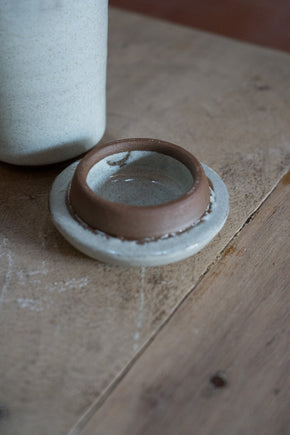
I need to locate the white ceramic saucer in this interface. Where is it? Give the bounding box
[49,160,229,266]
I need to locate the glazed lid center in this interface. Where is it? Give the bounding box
[86,150,194,206]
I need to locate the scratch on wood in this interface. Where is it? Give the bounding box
[133,266,146,352]
[0,238,13,310]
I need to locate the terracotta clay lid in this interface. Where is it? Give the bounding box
[68,138,210,240]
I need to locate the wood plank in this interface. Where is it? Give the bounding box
[81,173,290,435]
[1,8,290,435]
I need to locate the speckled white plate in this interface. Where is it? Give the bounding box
[49,162,229,266]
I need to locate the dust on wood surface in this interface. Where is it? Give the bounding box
[81,176,290,435]
[0,8,290,435]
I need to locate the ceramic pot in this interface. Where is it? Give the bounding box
[0,0,108,165]
[50,138,229,265]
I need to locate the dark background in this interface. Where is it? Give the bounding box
[110,0,290,52]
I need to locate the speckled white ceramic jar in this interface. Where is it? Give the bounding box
[0,0,108,165]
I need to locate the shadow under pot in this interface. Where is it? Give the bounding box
[68,138,211,240]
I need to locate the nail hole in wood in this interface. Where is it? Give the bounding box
[210,371,228,388]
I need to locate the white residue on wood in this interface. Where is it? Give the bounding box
[46,277,89,293]
[17,298,46,312]
[16,260,48,285]
[0,237,89,312]
[133,266,146,352]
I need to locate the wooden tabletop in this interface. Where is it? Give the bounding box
[0,7,289,435]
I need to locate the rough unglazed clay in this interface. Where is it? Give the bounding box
[0,0,108,165]
[69,138,211,240]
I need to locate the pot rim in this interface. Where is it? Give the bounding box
[69,138,210,239]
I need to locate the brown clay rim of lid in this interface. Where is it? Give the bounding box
[69,138,210,240]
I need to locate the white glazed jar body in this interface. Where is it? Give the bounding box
[0,0,108,165]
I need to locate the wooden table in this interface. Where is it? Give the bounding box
[0,7,289,435]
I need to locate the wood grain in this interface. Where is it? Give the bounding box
[81,174,290,435]
[0,8,290,435]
